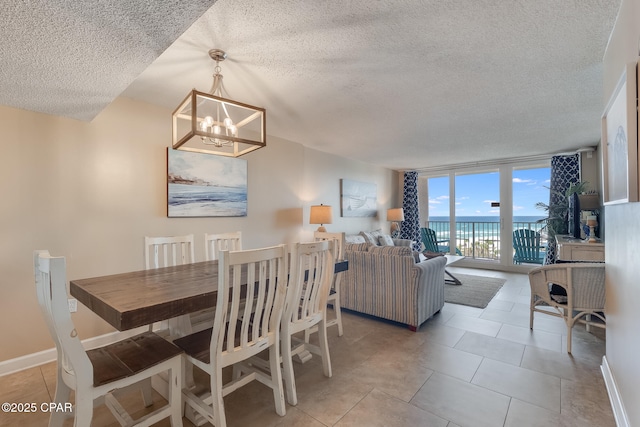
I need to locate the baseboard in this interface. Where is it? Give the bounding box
[601,355,630,427]
[0,326,148,377]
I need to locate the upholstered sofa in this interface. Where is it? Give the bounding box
[341,243,446,330]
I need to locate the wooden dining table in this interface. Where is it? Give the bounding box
[70,259,349,332]
[71,257,347,426]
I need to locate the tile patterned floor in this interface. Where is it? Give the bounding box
[0,267,615,426]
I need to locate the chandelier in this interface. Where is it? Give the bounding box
[172,49,266,157]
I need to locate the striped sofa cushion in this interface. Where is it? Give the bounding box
[345,243,371,252]
[368,245,412,257]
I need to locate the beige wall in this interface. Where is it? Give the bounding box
[602,0,640,425]
[0,97,397,363]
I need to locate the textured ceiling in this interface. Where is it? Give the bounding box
[1,1,621,171]
[0,0,216,121]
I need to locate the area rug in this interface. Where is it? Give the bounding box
[444,274,506,309]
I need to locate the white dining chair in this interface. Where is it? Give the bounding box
[281,240,335,405]
[204,231,242,261]
[529,262,606,353]
[173,245,289,427]
[34,250,183,427]
[307,231,345,337]
[144,234,197,335]
[144,234,195,269]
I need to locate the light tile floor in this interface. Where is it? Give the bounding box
[0,267,615,427]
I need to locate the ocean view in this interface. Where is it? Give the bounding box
[428,216,546,241]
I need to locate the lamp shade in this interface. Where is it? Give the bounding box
[387,208,405,222]
[310,205,333,228]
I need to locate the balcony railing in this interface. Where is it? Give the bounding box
[426,220,546,261]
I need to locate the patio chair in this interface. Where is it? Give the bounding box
[420,227,461,255]
[513,229,545,265]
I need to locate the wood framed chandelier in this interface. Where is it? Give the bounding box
[172,49,266,157]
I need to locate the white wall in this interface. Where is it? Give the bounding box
[602,0,640,425]
[0,97,397,363]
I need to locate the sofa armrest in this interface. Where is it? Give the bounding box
[392,238,413,247]
[412,255,447,325]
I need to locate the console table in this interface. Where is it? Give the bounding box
[555,234,604,262]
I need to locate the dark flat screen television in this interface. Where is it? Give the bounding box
[568,192,581,239]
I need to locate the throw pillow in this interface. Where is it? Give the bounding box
[360,229,385,246]
[378,235,395,246]
[345,234,366,244]
[359,231,378,246]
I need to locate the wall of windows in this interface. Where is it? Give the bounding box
[418,160,550,268]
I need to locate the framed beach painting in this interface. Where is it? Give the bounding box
[167,148,247,217]
[601,61,639,205]
[340,179,377,217]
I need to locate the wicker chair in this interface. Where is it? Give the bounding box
[529,262,605,353]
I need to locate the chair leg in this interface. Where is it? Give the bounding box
[334,295,343,337]
[49,370,72,427]
[281,332,297,406]
[211,364,226,427]
[73,395,94,427]
[269,342,286,416]
[529,296,534,330]
[564,310,574,354]
[168,362,182,426]
[140,378,153,407]
[318,318,332,378]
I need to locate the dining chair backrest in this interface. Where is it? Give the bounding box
[215,245,288,364]
[313,231,345,261]
[513,229,544,264]
[284,240,335,333]
[204,231,243,261]
[145,234,195,269]
[312,231,345,336]
[34,250,91,385]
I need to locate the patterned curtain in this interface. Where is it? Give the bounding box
[545,154,580,264]
[400,171,422,251]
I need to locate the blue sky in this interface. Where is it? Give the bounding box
[427,167,550,217]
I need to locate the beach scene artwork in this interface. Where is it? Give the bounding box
[341,179,377,217]
[167,149,247,217]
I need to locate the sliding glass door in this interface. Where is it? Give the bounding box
[455,171,500,260]
[421,161,550,266]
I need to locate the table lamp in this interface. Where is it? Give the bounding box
[310,204,333,232]
[587,215,598,243]
[387,208,404,237]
